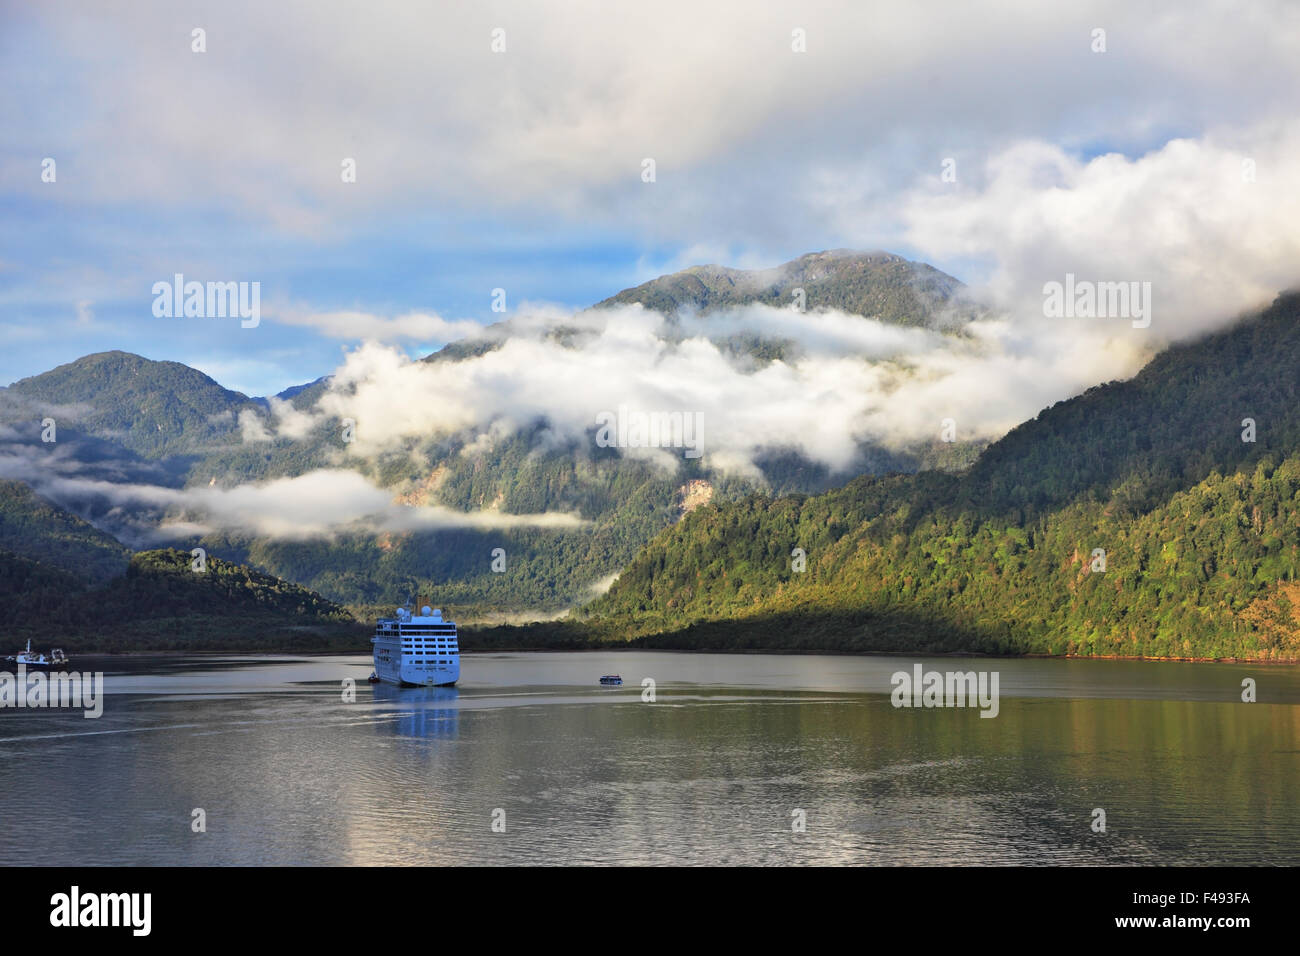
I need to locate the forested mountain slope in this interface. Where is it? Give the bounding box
[584,292,1300,661]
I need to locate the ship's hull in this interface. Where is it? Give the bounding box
[377,662,459,687]
[1,658,60,672]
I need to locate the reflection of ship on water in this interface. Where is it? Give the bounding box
[370,682,460,739]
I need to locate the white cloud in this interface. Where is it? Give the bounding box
[4,0,1299,473]
[8,0,1299,250]
[0,455,585,542]
[148,470,586,539]
[272,308,485,343]
[895,126,1300,337]
[253,299,1159,477]
[265,396,323,440]
[238,408,271,443]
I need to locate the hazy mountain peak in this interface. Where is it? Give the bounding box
[595,249,978,328]
[8,350,243,398]
[0,349,256,458]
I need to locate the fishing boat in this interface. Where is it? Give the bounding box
[3,640,70,671]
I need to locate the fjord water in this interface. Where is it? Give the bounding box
[1,652,1297,865]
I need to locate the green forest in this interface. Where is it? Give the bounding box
[0,252,987,620]
[0,548,361,651]
[580,292,1300,661]
[3,270,1299,660]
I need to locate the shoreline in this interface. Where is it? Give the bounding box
[48,645,1298,664]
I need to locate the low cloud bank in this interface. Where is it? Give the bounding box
[249,300,1156,476]
[0,445,583,545]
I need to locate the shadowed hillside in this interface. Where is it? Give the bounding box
[583,292,1300,661]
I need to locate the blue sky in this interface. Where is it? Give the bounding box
[0,194,699,394]
[2,1,1298,395]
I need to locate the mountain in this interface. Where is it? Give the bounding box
[0,350,256,459]
[270,376,331,403]
[595,250,980,327]
[10,260,1296,657]
[0,479,131,583]
[0,467,360,650]
[1,547,359,651]
[579,292,1300,661]
[0,252,986,617]
[423,250,982,368]
[0,547,86,626]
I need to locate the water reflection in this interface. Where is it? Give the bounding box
[0,651,1296,865]
[370,683,460,739]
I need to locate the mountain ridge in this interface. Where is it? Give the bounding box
[1,349,257,459]
[594,249,978,327]
[577,291,1300,660]
[0,250,988,617]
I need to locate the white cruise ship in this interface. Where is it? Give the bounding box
[372,606,460,687]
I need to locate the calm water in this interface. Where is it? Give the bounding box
[1,651,1298,865]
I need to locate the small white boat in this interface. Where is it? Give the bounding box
[4,640,69,671]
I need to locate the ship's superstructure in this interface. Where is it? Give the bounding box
[371,606,459,687]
